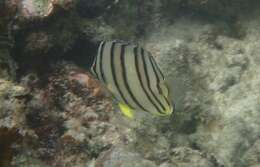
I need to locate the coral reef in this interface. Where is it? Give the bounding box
[1,0,260,167]
[0,0,16,80]
[11,62,119,166]
[0,80,28,128]
[95,147,157,167]
[145,9,260,166]
[0,48,16,80]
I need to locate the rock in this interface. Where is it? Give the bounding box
[0,79,28,128]
[10,62,120,167]
[169,147,219,167]
[0,127,22,167]
[0,80,28,167]
[23,32,52,57]
[76,0,114,18]
[0,0,16,80]
[16,0,75,19]
[159,162,174,167]
[95,147,157,167]
[242,140,260,167]
[145,11,260,167]
[0,48,16,80]
[178,0,259,19]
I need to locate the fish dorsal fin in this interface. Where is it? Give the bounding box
[118,102,134,119]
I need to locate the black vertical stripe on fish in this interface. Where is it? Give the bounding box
[148,55,163,93]
[149,53,164,80]
[91,42,100,79]
[148,55,171,107]
[94,41,104,80]
[164,93,171,107]
[99,41,106,83]
[111,42,133,108]
[134,47,161,113]
[121,45,148,112]
[141,48,165,113]
[91,55,98,77]
[91,41,100,77]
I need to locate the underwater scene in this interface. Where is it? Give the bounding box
[1,0,260,167]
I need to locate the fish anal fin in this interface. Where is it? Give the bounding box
[118,103,134,119]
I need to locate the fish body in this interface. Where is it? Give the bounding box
[91,40,174,118]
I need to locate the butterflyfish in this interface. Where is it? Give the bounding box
[91,40,174,118]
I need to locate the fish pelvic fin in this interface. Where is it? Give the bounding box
[118,103,134,119]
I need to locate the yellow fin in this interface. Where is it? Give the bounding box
[118,103,134,119]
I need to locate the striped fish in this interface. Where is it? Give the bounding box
[91,40,174,118]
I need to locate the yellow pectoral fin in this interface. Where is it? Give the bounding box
[118,103,134,119]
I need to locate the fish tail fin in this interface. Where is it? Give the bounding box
[166,76,188,112]
[118,103,134,119]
